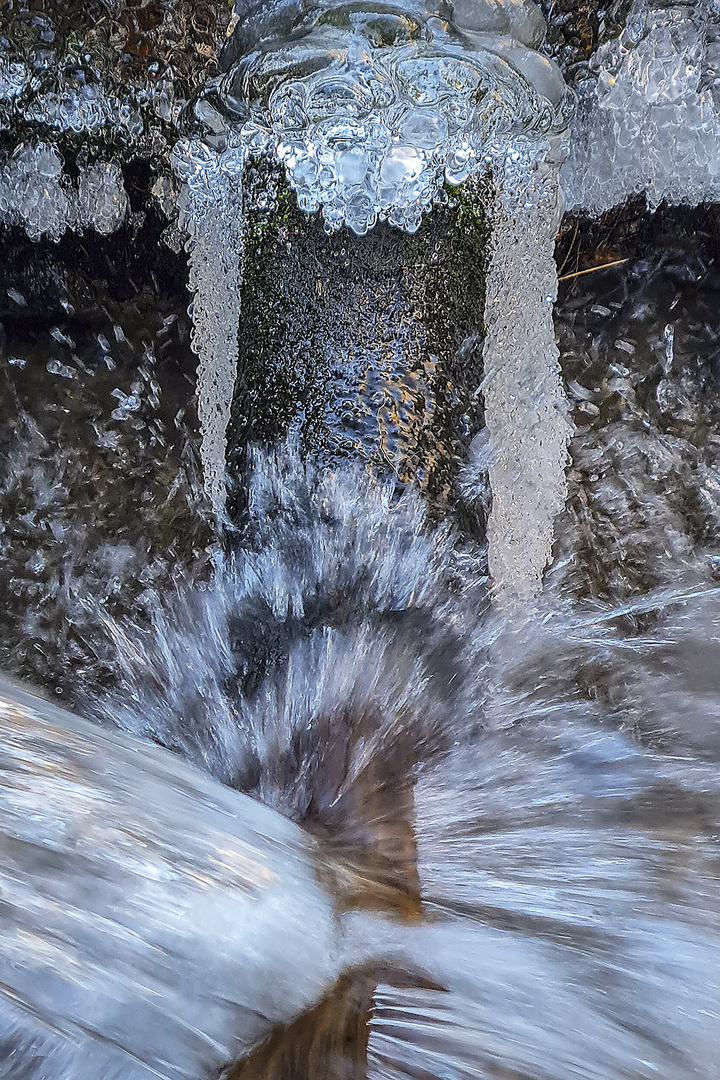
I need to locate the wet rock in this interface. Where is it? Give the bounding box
[228,164,489,526]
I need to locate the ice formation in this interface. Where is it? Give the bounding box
[0,53,28,100]
[171,1,572,513]
[172,138,247,511]
[478,139,571,600]
[0,143,129,240]
[0,142,72,241]
[562,0,720,214]
[220,1,571,234]
[77,162,130,235]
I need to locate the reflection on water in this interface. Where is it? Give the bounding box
[1,211,720,1078]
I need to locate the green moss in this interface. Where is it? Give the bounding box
[228,166,490,525]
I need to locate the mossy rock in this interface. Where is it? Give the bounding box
[227,167,490,524]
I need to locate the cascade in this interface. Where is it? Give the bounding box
[2,1,720,1079]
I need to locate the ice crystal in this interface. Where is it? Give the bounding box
[562,0,720,213]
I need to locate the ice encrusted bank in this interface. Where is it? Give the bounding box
[562,0,720,213]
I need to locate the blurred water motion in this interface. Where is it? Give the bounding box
[0,675,344,1080]
[1,203,720,1080]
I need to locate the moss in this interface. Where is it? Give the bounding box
[227,167,490,527]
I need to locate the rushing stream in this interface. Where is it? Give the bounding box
[1,0,720,1077]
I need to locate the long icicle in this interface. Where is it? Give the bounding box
[481,142,572,601]
[174,144,246,512]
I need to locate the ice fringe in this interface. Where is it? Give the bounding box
[0,143,128,241]
[219,0,570,236]
[562,0,720,214]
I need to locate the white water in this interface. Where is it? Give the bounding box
[0,677,343,1080]
[3,413,720,1077]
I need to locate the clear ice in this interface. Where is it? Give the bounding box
[172,139,247,511]
[220,0,571,235]
[562,0,720,213]
[479,138,572,599]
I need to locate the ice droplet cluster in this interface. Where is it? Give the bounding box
[220,7,571,234]
[562,0,720,214]
[0,143,128,241]
[0,53,29,101]
[172,138,247,511]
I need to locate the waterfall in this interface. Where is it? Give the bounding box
[5,3,720,1077]
[480,142,571,600]
[172,140,247,511]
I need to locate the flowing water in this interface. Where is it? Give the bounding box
[1,0,720,1078]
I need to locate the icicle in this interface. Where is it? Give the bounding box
[172,139,247,512]
[481,141,572,601]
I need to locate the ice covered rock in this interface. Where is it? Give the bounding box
[562,0,720,214]
[219,1,571,234]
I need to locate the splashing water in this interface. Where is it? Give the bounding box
[80,443,486,807]
[0,676,347,1080]
[4,413,720,1078]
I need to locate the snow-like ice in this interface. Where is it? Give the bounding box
[562,0,720,213]
[172,138,247,511]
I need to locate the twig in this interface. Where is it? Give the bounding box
[558,258,629,282]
